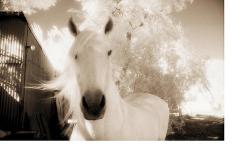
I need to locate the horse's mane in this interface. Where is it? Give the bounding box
[69,30,110,56]
[39,66,80,137]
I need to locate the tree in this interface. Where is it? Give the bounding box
[0,0,57,14]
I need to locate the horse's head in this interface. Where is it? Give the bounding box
[68,18,114,121]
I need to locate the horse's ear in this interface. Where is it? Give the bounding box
[68,17,80,36]
[104,17,113,34]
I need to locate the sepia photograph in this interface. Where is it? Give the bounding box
[0,0,224,141]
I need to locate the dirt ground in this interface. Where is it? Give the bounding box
[166,115,224,140]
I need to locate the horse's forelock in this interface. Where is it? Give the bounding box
[71,30,109,54]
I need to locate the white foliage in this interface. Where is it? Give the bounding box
[181,59,224,117]
[79,0,115,31]
[43,26,74,72]
[31,23,74,71]
[2,0,57,14]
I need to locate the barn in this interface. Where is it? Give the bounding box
[0,11,67,140]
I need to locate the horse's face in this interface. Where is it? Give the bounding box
[68,18,113,121]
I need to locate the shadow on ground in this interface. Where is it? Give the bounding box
[166,115,224,140]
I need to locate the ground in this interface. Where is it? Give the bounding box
[166,115,224,140]
[0,113,224,140]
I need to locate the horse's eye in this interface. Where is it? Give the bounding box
[107,50,112,56]
[74,54,78,60]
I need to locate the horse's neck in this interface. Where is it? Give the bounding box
[107,78,124,116]
[104,78,125,133]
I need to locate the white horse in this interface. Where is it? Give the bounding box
[48,18,169,140]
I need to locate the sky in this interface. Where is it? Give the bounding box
[28,0,81,37]
[1,0,224,116]
[173,0,224,60]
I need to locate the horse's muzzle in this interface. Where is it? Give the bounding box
[81,90,106,120]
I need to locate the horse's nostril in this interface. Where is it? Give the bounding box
[99,95,105,108]
[82,96,88,109]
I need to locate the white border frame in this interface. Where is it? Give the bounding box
[1,0,232,155]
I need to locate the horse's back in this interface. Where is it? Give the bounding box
[124,93,169,140]
[125,93,169,114]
